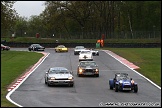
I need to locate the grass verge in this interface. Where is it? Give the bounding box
[103,48,161,87]
[1,51,43,107]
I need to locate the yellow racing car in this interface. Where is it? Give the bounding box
[55,45,68,52]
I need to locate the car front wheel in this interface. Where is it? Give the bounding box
[77,73,82,77]
[47,82,51,86]
[45,79,47,84]
[110,86,113,90]
[69,84,74,87]
[134,85,138,93]
[115,84,118,92]
[95,74,99,77]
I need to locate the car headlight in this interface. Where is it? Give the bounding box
[49,77,55,80]
[119,80,123,84]
[79,68,83,73]
[68,76,73,80]
[131,80,134,84]
[95,69,99,72]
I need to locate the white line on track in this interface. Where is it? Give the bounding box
[102,50,161,90]
[6,52,50,107]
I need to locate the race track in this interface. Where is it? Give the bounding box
[7,48,161,107]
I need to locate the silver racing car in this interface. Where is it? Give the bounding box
[44,67,74,87]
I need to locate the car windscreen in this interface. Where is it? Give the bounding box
[49,70,69,74]
[80,62,96,66]
[80,51,91,54]
[58,46,65,48]
[76,46,84,49]
[33,44,41,47]
[1,44,7,46]
[117,76,130,80]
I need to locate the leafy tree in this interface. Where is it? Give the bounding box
[14,16,28,37]
[8,1,161,39]
[1,1,18,37]
[27,15,45,37]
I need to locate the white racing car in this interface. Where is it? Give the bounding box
[79,49,93,61]
[74,46,86,55]
[89,48,99,56]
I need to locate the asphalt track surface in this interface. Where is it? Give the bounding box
[6,48,161,107]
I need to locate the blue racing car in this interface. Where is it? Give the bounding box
[109,73,138,93]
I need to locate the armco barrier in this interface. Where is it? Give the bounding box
[2,42,161,48]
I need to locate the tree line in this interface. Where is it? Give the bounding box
[1,1,161,39]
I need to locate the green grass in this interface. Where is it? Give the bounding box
[102,48,161,87]
[1,51,43,107]
[1,48,161,107]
